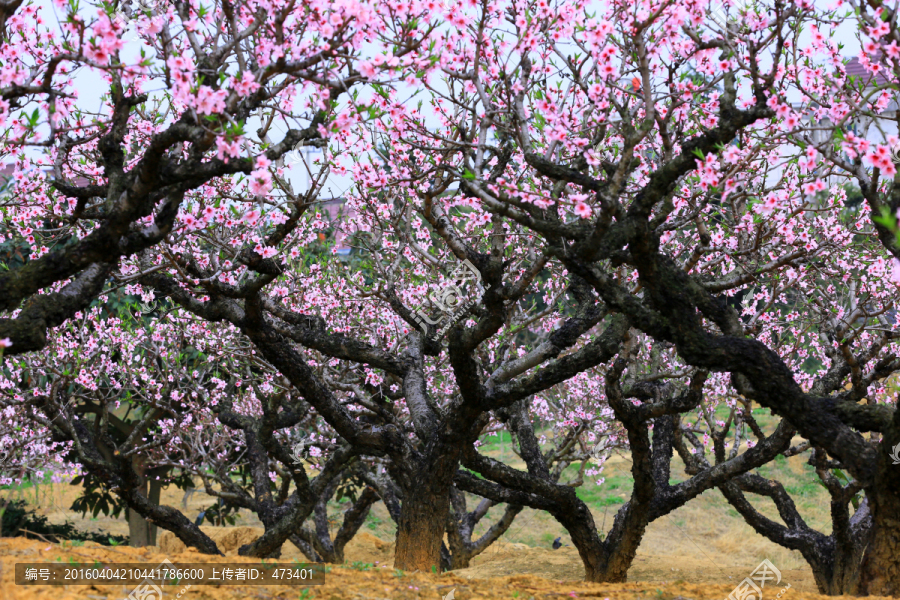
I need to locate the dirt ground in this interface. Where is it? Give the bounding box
[2,536,887,600]
[0,437,877,599]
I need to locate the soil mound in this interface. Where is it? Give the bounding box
[456,547,822,594]
[158,526,264,555]
[343,530,393,565]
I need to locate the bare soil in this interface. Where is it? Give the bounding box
[1,537,884,600]
[1,437,872,599]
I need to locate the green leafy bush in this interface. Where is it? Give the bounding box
[0,499,128,546]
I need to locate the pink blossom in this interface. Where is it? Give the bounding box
[195,87,227,115]
[216,137,242,162]
[235,71,261,95]
[359,61,377,78]
[756,195,780,216]
[891,259,900,284]
[241,210,260,226]
[254,244,278,258]
[249,169,273,197]
[255,155,272,170]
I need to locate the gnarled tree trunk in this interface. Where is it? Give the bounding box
[858,431,900,597]
[127,463,163,547]
[393,468,454,572]
[858,492,900,596]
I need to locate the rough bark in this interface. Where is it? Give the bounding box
[858,418,900,597]
[393,458,457,572]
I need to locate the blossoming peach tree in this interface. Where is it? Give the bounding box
[120,0,892,585]
[0,288,407,558]
[0,0,441,558]
[0,0,435,353]
[4,0,900,594]
[336,0,900,592]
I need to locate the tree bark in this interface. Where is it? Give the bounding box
[858,434,900,597]
[393,477,452,572]
[128,458,157,548]
[148,478,161,545]
[128,504,150,547]
[551,498,617,582]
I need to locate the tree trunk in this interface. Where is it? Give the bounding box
[148,478,161,546]
[552,499,619,582]
[128,458,155,548]
[810,546,862,596]
[127,478,163,547]
[858,441,900,597]
[330,486,380,563]
[811,494,871,596]
[393,486,451,572]
[858,503,900,596]
[128,503,151,547]
[445,489,523,571]
[391,402,477,573]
